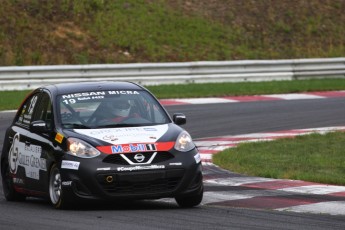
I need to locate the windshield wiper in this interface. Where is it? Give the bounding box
[63,123,91,129]
[96,123,135,128]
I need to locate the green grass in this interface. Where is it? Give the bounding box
[1,78,345,110]
[147,78,345,98]
[213,132,345,186]
[0,90,31,111]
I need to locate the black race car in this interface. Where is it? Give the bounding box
[1,81,203,209]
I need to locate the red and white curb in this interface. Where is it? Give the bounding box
[194,126,345,215]
[160,90,345,106]
[201,174,345,215]
[202,171,345,215]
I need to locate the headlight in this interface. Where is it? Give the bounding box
[174,131,195,152]
[67,138,100,158]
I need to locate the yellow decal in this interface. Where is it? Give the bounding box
[55,133,64,143]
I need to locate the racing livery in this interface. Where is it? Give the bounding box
[1,81,203,209]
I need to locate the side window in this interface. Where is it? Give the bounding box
[16,94,39,126]
[32,93,53,129]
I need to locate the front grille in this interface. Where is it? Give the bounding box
[151,152,174,163]
[97,169,184,195]
[104,178,180,194]
[103,152,174,165]
[102,154,128,165]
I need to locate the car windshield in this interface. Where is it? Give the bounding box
[57,90,170,129]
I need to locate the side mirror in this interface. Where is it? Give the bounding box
[30,120,49,133]
[173,113,186,125]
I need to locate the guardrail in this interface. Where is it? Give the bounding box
[0,58,344,90]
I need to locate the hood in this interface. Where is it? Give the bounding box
[73,124,170,145]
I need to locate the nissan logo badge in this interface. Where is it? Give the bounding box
[134,153,145,163]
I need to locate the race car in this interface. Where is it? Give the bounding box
[1,81,203,209]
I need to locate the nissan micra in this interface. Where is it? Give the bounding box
[1,81,203,209]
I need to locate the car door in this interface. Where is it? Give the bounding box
[24,91,57,194]
[6,92,40,193]
[8,91,55,195]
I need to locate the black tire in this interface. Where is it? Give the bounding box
[175,185,204,208]
[49,164,70,209]
[1,160,26,202]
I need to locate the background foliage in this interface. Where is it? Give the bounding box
[0,0,344,66]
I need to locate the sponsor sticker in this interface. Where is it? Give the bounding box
[61,160,80,170]
[103,135,118,141]
[117,165,165,172]
[62,181,73,186]
[8,133,47,180]
[111,143,156,154]
[96,167,111,171]
[97,142,174,155]
[27,95,38,114]
[194,153,201,164]
[169,162,182,166]
[143,128,157,131]
[55,133,64,143]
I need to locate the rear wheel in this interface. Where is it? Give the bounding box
[1,160,26,201]
[175,185,203,208]
[49,164,69,209]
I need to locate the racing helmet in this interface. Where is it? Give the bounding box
[106,99,131,117]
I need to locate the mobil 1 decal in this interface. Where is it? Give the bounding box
[8,133,47,180]
[74,124,169,144]
[96,142,175,154]
[111,143,156,154]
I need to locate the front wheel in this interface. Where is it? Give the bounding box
[1,160,26,202]
[49,164,70,209]
[175,185,204,208]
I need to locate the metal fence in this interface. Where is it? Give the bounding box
[0,57,344,90]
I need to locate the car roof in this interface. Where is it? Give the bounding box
[41,81,145,96]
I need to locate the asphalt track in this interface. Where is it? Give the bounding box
[1,95,345,229]
[165,96,345,139]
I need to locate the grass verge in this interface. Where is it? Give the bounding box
[1,78,345,110]
[213,131,345,186]
[0,90,30,111]
[147,78,345,98]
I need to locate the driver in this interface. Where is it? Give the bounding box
[104,99,132,122]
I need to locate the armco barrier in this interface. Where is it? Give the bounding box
[0,58,344,90]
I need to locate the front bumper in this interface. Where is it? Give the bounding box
[59,148,203,202]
